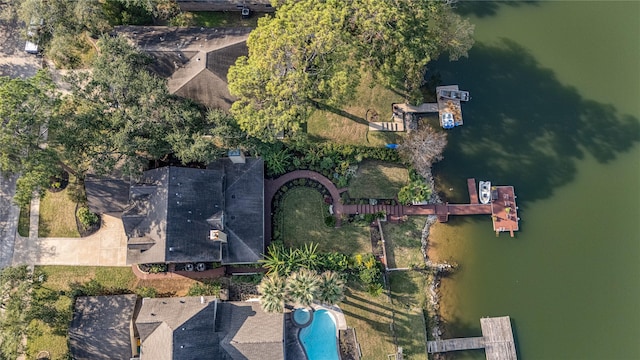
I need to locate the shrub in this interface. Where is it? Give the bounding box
[187,280,222,296]
[135,286,158,298]
[367,283,384,296]
[324,215,336,227]
[76,206,99,228]
[148,263,167,274]
[359,267,381,285]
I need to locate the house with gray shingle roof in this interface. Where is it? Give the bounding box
[135,296,284,360]
[68,294,138,360]
[69,295,285,360]
[122,157,264,265]
[115,26,251,110]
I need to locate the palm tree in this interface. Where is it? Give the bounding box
[258,274,287,313]
[298,243,319,271]
[286,269,320,308]
[316,271,345,305]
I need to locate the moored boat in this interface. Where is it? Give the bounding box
[479,181,491,204]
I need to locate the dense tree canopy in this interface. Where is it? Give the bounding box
[57,35,221,177]
[0,71,62,205]
[228,0,358,140]
[228,0,474,139]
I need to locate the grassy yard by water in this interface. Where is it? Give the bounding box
[348,160,409,199]
[388,271,429,360]
[307,73,406,147]
[280,187,371,255]
[340,285,396,359]
[382,216,427,269]
[38,188,80,238]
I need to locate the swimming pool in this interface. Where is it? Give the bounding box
[299,309,339,360]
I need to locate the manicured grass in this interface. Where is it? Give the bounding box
[38,266,138,292]
[38,187,80,238]
[18,204,30,237]
[188,11,263,27]
[388,271,429,360]
[280,187,371,255]
[340,285,396,359]
[26,266,138,359]
[307,73,406,147]
[382,217,427,269]
[348,160,409,199]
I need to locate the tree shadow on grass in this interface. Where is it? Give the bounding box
[310,100,368,125]
[429,39,640,206]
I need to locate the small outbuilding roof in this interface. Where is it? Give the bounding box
[68,294,138,360]
[85,175,131,217]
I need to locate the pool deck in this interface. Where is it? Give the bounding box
[311,303,348,330]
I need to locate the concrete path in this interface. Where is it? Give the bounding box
[12,214,128,266]
[0,173,19,268]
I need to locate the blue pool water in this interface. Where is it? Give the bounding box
[299,309,339,360]
[293,308,312,325]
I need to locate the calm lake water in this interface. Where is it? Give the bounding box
[429,2,640,360]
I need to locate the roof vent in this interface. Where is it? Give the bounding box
[210,230,227,243]
[228,149,246,164]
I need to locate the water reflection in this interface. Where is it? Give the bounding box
[429,39,640,204]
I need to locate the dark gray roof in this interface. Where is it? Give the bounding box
[69,294,137,360]
[124,158,264,265]
[124,166,225,264]
[135,297,283,360]
[212,158,265,264]
[85,175,131,217]
[218,302,285,360]
[115,26,250,110]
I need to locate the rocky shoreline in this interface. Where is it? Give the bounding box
[420,197,456,359]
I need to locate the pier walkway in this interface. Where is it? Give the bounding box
[427,316,518,360]
[265,172,519,244]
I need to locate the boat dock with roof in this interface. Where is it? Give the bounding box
[370,84,470,131]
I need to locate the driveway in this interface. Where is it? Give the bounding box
[12,214,128,266]
[0,19,42,78]
[0,173,19,268]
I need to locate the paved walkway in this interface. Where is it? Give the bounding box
[0,173,19,268]
[264,170,348,243]
[12,213,128,266]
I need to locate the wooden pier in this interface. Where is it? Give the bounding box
[427,316,518,360]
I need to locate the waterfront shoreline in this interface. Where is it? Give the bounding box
[420,214,448,360]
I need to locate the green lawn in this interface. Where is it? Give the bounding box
[18,204,30,237]
[382,217,427,269]
[348,160,409,199]
[340,285,396,360]
[188,11,264,27]
[26,266,138,359]
[307,73,406,147]
[388,271,429,360]
[39,187,80,238]
[281,187,371,255]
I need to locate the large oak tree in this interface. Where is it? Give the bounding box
[228,0,474,139]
